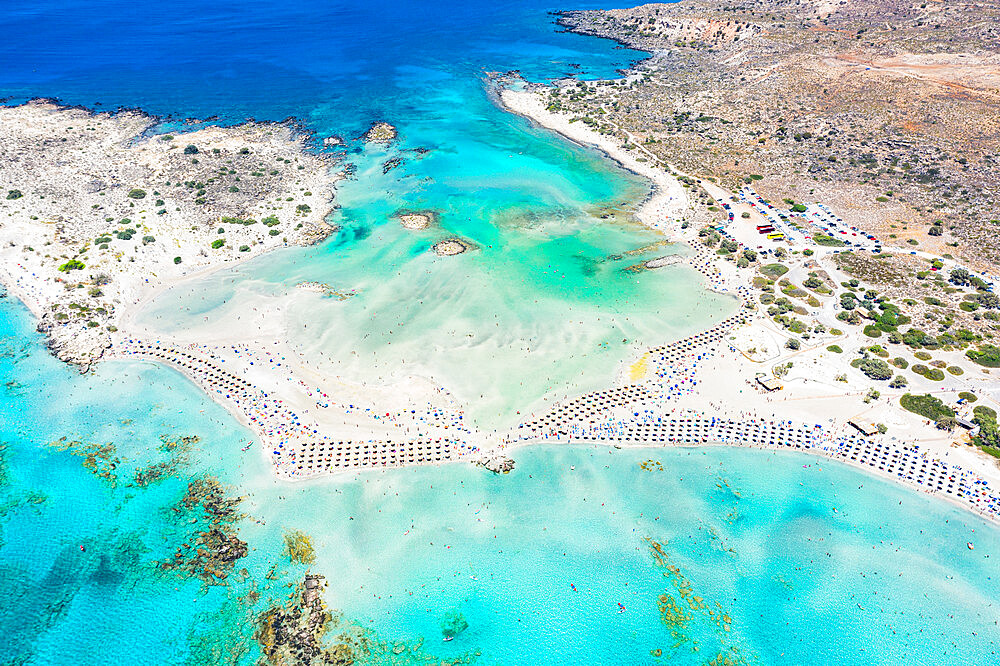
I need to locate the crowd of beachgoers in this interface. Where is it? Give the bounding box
[116,339,478,476]
[8,90,989,523]
[517,325,999,519]
[109,207,1000,521]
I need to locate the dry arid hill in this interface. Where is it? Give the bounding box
[551,0,1000,265]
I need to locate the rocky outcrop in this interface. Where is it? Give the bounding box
[363,121,397,144]
[477,455,515,474]
[255,574,358,666]
[0,100,340,372]
[37,313,111,371]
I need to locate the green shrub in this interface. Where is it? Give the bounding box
[903,328,938,349]
[899,393,954,421]
[967,344,1000,367]
[974,405,997,420]
[813,234,845,247]
[211,239,225,249]
[269,229,280,236]
[239,245,250,252]
[221,216,256,226]
[891,357,908,369]
[925,368,945,381]
[173,256,182,264]
[863,325,882,338]
[791,203,807,213]
[958,391,977,402]
[58,259,85,272]
[127,188,146,199]
[946,366,963,375]
[827,345,842,353]
[858,358,893,380]
[262,216,280,227]
[914,351,932,361]
[911,364,929,376]
[183,144,199,154]
[973,407,1000,450]
[7,189,23,200]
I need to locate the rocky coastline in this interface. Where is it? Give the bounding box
[0,99,341,369]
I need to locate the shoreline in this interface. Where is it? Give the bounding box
[499,87,688,235]
[0,99,340,369]
[3,89,999,526]
[512,435,1000,525]
[492,83,1000,523]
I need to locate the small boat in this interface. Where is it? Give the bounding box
[443,637,453,643]
[968,542,975,550]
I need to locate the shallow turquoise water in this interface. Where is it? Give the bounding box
[3,295,999,664]
[235,443,1000,665]
[2,0,999,662]
[139,107,733,427]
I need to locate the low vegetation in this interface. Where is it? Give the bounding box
[899,393,954,422]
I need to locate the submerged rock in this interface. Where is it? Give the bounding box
[643,255,683,269]
[254,574,479,666]
[382,156,403,174]
[440,610,469,639]
[159,476,248,584]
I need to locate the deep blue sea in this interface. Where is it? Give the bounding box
[1,2,999,664]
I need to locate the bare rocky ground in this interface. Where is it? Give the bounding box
[552,0,1000,265]
[0,100,340,368]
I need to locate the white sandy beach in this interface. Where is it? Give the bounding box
[500,88,689,234]
[2,95,999,523]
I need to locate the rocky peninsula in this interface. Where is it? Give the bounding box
[0,100,338,368]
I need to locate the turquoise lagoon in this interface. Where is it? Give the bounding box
[3,295,999,664]
[1,0,999,663]
[137,105,734,428]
